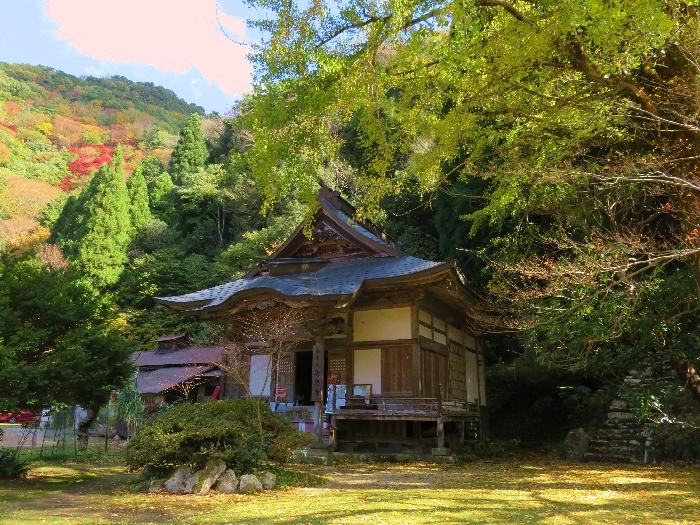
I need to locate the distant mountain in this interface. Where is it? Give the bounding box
[0,62,203,245]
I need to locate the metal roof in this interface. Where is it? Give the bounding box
[156,255,449,313]
[131,346,225,367]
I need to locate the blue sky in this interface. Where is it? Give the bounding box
[0,1,260,113]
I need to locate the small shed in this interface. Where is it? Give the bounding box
[131,334,224,407]
[156,186,487,454]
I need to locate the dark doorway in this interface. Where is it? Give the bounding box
[295,350,313,405]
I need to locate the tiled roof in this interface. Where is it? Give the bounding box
[131,346,225,367]
[156,256,449,313]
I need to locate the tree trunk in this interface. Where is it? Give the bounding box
[675,358,700,403]
[76,407,96,451]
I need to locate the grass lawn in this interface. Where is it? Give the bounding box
[0,457,698,524]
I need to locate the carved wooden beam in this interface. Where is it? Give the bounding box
[311,335,325,403]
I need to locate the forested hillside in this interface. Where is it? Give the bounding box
[0,78,303,425]
[0,62,203,245]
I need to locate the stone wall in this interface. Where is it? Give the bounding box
[584,360,676,463]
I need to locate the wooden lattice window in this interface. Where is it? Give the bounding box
[278,357,294,374]
[328,355,346,383]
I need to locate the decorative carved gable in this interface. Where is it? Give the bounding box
[248,186,401,276]
[286,218,374,260]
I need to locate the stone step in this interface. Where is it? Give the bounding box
[594,434,639,442]
[589,447,636,456]
[598,425,640,433]
[584,452,633,463]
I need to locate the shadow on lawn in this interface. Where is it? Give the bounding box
[0,464,179,524]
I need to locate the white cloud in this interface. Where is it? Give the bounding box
[44,0,252,96]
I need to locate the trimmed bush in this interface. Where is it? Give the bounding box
[125,399,313,477]
[0,448,29,479]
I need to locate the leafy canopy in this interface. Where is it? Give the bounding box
[0,255,132,411]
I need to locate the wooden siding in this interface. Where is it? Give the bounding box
[448,342,467,401]
[381,346,413,396]
[421,349,448,399]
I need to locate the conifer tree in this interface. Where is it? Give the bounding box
[127,168,152,232]
[148,171,178,224]
[72,149,132,287]
[170,113,207,184]
[136,155,164,182]
[50,193,81,250]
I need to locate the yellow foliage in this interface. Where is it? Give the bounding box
[0,141,11,166]
[110,311,135,332]
[5,225,50,256]
[35,121,53,136]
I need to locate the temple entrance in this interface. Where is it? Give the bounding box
[294,350,313,405]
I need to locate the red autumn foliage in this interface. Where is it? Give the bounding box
[0,122,18,133]
[60,144,114,191]
[3,101,19,116]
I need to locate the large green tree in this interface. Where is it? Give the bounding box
[134,155,164,183]
[127,168,152,232]
[53,147,132,287]
[170,113,207,185]
[242,1,700,400]
[0,255,131,418]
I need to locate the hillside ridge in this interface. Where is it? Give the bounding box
[0,62,204,245]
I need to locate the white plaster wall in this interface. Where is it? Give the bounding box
[249,355,272,397]
[353,307,412,342]
[448,324,462,343]
[432,316,446,331]
[418,324,432,339]
[465,351,479,403]
[353,348,382,395]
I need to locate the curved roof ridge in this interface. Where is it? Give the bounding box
[155,255,452,313]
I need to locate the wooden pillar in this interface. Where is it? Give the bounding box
[329,414,337,451]
[410,306,421,397]
[311,335,325,441]
[436,416,445,449]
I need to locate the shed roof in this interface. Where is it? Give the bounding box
[155,333,186,342]
[131,346,224,367]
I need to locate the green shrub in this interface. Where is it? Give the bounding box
[0,448,29,479]
[655,424,700,462]
[125,399,313,477]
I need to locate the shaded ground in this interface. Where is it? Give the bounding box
[0,458,698,524]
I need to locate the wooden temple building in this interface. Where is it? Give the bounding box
[156,187,487,454]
